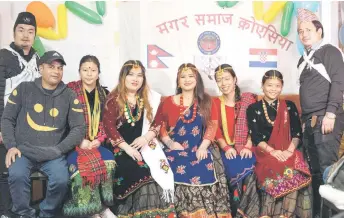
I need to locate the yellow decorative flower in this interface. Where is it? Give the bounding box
[284,167,294,179]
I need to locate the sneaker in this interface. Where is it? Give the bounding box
[100,208,117,218]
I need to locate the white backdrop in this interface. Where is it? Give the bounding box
[0,1,121,90]
[144,1,307,96]
[0,1,338,96]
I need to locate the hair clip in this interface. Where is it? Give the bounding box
[264,70,282,81]
[123,61,140,69]
[178,63,197,75]
[181,63,189,73]
[215,66,232,77]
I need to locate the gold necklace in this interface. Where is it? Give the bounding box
[262,99,279,126]
[124,96,144,126]
[83,88,101,140]
[220,96,235,145]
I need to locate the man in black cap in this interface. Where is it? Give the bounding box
[1,51,85,218]
[0,11,41,216]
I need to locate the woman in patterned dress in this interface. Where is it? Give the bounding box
[246,70,312,218]
[149,63,232,218]
[103,60,175,218]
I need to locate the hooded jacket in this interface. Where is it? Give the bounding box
[1,77,85,162]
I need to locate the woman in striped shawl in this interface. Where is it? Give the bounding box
[213,64,259,217]
[63,55,116,218]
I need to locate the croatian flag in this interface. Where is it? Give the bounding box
[249,48,277,68]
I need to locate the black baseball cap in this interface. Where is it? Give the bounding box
[38,51,66,66]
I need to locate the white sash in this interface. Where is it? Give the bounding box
[141,89,174,202]
[298,41,344,84]
[298,43,344,108]
[298,41,332,83]
[3,46,40,105]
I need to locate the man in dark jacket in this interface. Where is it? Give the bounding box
[1,51,85,218]
[0,12,40,172]
[0,11,41,216]
[297,8,344,217]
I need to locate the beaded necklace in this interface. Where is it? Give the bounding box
[179,95,197,124]
[262,99,279,126]
[124,96,144,126]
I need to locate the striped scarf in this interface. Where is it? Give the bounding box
[234,92,257,152]
[68,80,107,188]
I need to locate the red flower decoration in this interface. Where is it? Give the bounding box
[114,147,120,153]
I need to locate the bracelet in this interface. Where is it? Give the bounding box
[96,135,105,143]
[223,145,231,152]
[148,129,157,136]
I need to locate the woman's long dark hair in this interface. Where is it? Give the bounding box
[214,64,241,102]
[176,63,212,125]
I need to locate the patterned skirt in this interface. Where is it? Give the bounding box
[230,173,260,218]
[235,174,260,218]
[220,152,257,217]
[110,181,175,218]
[237,183,312,218]
[63,146,116,217]
[174,146,232,218]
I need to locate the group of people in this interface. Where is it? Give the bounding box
[0,7,343,218]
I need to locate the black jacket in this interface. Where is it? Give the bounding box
[0,42,38,131]
[298,44,344,121]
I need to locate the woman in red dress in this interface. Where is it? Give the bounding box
[247,70,312,218]
[149,63,232,218]
[213,64,259,217]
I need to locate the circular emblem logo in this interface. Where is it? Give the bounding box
[197,31,221,55]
